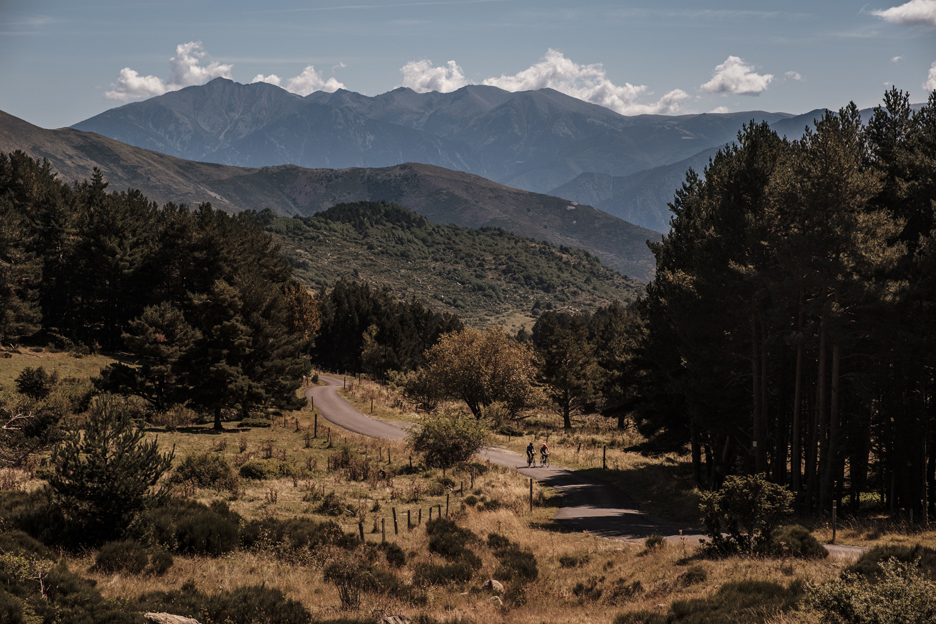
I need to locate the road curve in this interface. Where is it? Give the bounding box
[307,375,705,543]
[305,375,862,556]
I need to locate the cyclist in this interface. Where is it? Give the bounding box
[540,443,549,467]
[526,442,535,467]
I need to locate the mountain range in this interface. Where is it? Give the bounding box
[70,78,831,232]
[0,109,659,281]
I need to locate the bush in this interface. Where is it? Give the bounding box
[93,539,149,574]
[700,473,794,555]
[768,525,829,559]
[644,533,665,551]
[239,417,272,428]
[137,582,311,624]
[47,394,174,543]
[239,459,294,480]
[559,554,590,568]
[172,452,238,492]
[494,546,538,583]
[241,517,356,553]
[135,500,240,556]
[845,544,936,581]
[15,366,56,400]
[379,541,406,568]
[413,561,478,586]
[809,558,936,624]
[315,492,348,516]
[678,565,708,586]
[408,409,489,469]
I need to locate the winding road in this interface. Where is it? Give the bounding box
[306,375,864,556]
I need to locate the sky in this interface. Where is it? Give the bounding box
[1,0,934,129]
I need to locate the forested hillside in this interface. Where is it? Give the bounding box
[258,201,643,328]
[632,89,936,515]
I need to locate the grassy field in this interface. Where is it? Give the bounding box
[3,352,936,623]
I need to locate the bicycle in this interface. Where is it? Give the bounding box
[540,451,549,467]
[527,451,535,468]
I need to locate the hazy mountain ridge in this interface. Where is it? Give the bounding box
[71,79,814,229]
[1,109,659,281]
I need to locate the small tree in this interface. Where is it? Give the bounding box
[15,366,57,401]
[408,409,489,469]
[700,473,794,554]
[48,394,174,542]
[0,407,61,468]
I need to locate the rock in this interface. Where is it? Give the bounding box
[381,616,411,624]
[143,614,201,624]
[483,579,505,593]
[489,596,504,606]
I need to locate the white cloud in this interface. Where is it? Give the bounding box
[892,56,903,63]
[285,65,345,96]
[926,61,936,90]
[251,74,282,86]
[785,71,802,80]
[871,0,936,26]
[105,41,232,101]
[700,56,773,96]
[709,106,731,114]
[480,49,688,115]
[400,60,468,93]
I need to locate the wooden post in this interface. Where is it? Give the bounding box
[529,478,533,512]
[471,469,475,489]
[409,456,413,470]
[446,493,449,518]
[460,480,464,495]
[371,398,374,414]
[358,522,365,543]
[428,507,433,522]
[418,508,422,525]
[314,412,318,438]
[392,507,398,535]
[388,450,391,465]
[407,509,412,531]
[381,518,385,543]
[832,500,837,543]
[603,445,607,470]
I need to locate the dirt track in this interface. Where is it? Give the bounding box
[305,375,864,556]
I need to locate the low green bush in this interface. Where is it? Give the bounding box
[559,554,590,568]
[134,500,240,556]
[137,581,311,624]
[379,541,406,568]
[239,417,272,428]
[93,539,149,574]
[494,546,538,583]
[768,525,828,559]
[239,459,294,480]
[644,533,665,551]
[845,544,936,581]
[413,561,477,586]
[172,452,238,492]
[678,565,708,586]
[809,557,936,624]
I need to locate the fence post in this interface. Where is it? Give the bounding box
[314,412,318,438]
[603,445,607,470]
[381,518,385,543]
[529,478,533,512]
[446,494,449,518]
[358,522,365,543]
[392,507,398,535]
[832,500,837,544]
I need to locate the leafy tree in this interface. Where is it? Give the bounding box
[14,366,56,401]
[533,312,600,429]
[700,473,794,555]
[423,327,538,418]
[408,409,490,469]
[47,394,174,542]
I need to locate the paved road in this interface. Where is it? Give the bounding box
[306,375,863,555]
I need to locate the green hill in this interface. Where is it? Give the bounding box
[257,202,644,329]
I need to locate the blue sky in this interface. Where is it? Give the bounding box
[1,0,934,129]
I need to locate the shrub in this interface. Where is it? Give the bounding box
[93,539,149,574]
[137,582,311,624]
[239,417,272,428]
[559,554,590,568]
[487,532,512,550]
[241,517,356,553]
[845,544,936,581]
[494,546,538,583]
[678,565,708,586]
[135,500,240,556]
[700,473,794,555]
[413,561,477,586]
[644,533,665,551]
[809,558,936,624]
[47,394,174,544]
[239,459,294,480]
[408,409,489,469]
[669,579,804,624]
[315,492,348,516]
[172,452,238,492]
[15,366,56,400]
[768,524,829,559]
[379,541,406,568]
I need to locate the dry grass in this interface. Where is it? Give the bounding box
[0,348,115,394]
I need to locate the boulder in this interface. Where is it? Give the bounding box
[483,579,505,593]
[143,614,201,624]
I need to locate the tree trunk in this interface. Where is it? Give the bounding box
[752,312,763,474]
[790,292,805,494]
[821,342,841,511]
[808,317,827,511]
